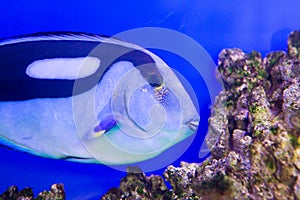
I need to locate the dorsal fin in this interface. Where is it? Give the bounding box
[15,31,110,39]
[0,32,107,46]
[0,32,143,51]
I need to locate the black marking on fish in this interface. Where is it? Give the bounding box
[0,32,162,101]
[0,143,15,150]
[60,155,98,163]
[61,155,92,160]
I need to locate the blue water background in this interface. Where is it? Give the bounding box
[0,1,300,199]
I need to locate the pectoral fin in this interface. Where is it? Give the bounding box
[92,115,117,138]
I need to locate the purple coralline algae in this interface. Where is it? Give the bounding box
[102,30,300,200]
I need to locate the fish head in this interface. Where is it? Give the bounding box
[81,51,200,165]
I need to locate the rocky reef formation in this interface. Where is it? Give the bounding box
[0,184,65,200]
[102,167,172,200]
[102,30,300,200]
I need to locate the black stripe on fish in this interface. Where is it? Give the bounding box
[60,155,99,163]
[61,155,93,160]
[0,32,162,101]
[0,143,15,151]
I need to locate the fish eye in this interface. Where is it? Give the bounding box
[147,73,163,88]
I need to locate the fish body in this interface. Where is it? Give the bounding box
[0,32,199,165]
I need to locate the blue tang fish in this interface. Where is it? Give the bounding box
[0,32,199,165]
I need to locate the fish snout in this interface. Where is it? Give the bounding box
[186,119,199,132]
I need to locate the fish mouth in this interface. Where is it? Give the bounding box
[186,119,199,132]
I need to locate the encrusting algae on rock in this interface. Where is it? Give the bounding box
[102,167,172,200]
[102,30,300,200]
[0,184,65,200]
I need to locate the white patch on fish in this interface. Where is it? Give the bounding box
[26,57,100,79]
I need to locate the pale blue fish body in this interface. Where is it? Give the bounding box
[0,33,199,165]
